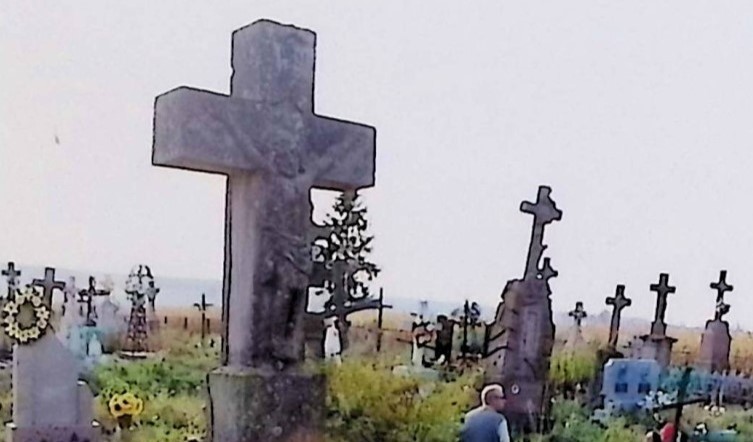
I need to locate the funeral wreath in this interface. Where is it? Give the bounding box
[2,285,51,344]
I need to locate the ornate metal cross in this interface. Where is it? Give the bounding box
[568,301,587,327]
[2,262,21,299]
[649,273,676,336]
[31,267,66,309]
[710,270,733,321]
[605,284,632,351]
[520,186,562,281]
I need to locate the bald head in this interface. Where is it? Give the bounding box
[480,384,506,412]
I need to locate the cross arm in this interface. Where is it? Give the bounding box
[309,115,375,190]
[153,87,269,174]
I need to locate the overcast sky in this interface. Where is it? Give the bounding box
[3,1,753,329]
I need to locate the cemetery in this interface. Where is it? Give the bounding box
[4,9,753,442]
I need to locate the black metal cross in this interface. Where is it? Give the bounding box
[194,293,214,341]
[77,276,111,326]
[520,186,562,281]
[568,301,587,327]
[2,261,21,299]
[605,284,632,351]
[649,273,676,336]
[31,267,66,308]
[710,270,733,321]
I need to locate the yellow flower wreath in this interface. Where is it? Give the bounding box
[2,286,51,345]
[109,392,144,419]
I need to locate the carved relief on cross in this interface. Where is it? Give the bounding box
[649,273,676,336]
[152,21,375,368]
[568,302,587,327]
[2,262,21,299]
[710,270,733,321]
[520,186,562,282]
[605,284,632,351]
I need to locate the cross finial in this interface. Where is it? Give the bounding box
[2,261,21,299]
[649,273,676,336]
[568,301,587,327]
[31,267,66,308]
[710,270,733,321]
[605,284,632,351]
[537,258,558,281]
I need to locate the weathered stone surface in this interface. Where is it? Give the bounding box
[698,320,731,373]
[207,367,325,442]
[697,271,733,373]
[152,19,375,439]
[7,334,99,441]
[484,186,561,432]
[153,20,375,368]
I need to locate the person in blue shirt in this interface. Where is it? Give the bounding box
[460,384,511,442]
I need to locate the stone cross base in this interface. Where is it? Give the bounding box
[697,320,731,373]
[629,334,677,368]
[207,366,326,442]
[6,422,100,442]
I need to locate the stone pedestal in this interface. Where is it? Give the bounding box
[697,319,731,373]
[207,366,326,442]
[629,334,677,369]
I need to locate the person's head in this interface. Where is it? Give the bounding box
[481,384,506,412]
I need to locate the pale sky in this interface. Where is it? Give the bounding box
[2,1,753,329]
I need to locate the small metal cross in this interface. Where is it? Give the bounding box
[710,270,733,321]
[2,262,21,299]
[568,301,587,327]
[31,267,66,308]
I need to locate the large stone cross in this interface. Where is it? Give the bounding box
[568,301,587,327]
[153,20,375,369]
[31,267,66,308]
[2,261,21,298]
[710,270,733,321]
[605,284,632,351]
[649,273,676,336]
[520,186,562,281]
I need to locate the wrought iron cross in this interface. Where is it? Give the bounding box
[194,293,214,341]
[605,284,632,351]
[31,267,66,309]
[520,186,562,281]
[710,270,733,321]
[77,276,111,326]
[649,273,676,336]
[2,262,21,299]
[568,301,587,327]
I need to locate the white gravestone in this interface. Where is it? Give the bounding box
[323,317,342,365]
[6,334,100,441]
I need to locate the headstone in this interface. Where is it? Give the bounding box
[697,271,733,373]
[484,186,562,432]
[589,285,632,408]
[600,358,661,414]
[411,315,433,368]
[2,281,99,441]
[629,273,678,369]
[564,301,587,350]
[322,317,342,365]
[152,19,375,441]
[97,297,123,353]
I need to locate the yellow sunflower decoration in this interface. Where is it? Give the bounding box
[2,285,51,344]
[109,392,144,429]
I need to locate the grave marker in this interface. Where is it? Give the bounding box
[698,271,734,373]
[629,273,678,368]
[605,285,631,352]
[152,19,375,441]
[484,186,562,432]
